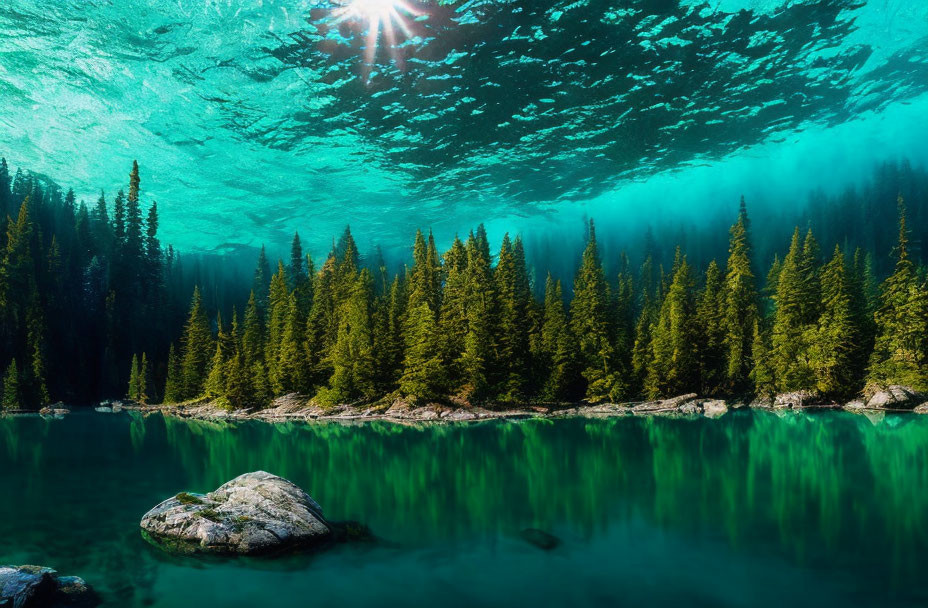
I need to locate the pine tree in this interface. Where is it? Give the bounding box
[646,250,698,398]
[253,245,271,309]
[750,320,775,397]
[124,161,144,264]
[289,232,311,313]
[139,352,150,403]
[91,190,111,252]
[25,294,49,408]
[570,220,622,401]
[540,275,578,400]
[145,202,162,290]
[613,254,636,384]
[495,234,532,400]
[204,342,227,399]
[399,230,444,402]
[306,251,337,384]
[771,228,816,392]
[696,260,727,394]
[266,262,290,394]
[374,274,405,393]
[0,158,9,220]
[2,359,19,410]
[438,236,468,384]
[242,291,264,367]
[278,292,308,393]
[723,197,758,391]
[128,354,139,400]
[810,245,859,397]
[179,286,212,399]
[322,269,376,404]
[223,350,250,409]
[631,255,658,395]
[163,343,182,403]
[113,190,126,245]
[459,230,495,398]
[868,197,928,390]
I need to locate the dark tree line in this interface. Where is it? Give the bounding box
[2,156,928,410]
[0,158,192,409]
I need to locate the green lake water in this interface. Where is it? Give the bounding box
[1,410,927,607]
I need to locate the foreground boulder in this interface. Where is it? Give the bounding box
[864,385,926,410]
[0,565,99,607]
[140,471,332,555]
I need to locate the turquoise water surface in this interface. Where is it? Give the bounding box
[1,410,927,607]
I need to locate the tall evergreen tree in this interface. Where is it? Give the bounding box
[128,354,140,400]
[438,236,468,385]
[867,197,928,390]
[266,262,290,394]
[723,197,758,391]
[696,260,727,394]
[810,245,860,397]
[278,292,308,393]
[570,220,622,401]
[322,269,376,404]
[750,320,775,397]
[540,275,578,401]
[399,230,444,401]
[2,359,19,410]
[459,230,496,398]
[495,234,532,400]
[162,343,181,403]
[646,250,698,398]
[253,245,271,309]
[179,286,212,399]
[771,228,817,392]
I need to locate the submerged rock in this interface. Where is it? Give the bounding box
[864,385,925,410]
[140,471,332,555]
[519,528,561,551]
[0,565,99,607]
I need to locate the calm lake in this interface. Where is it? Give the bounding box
[1,410,926,607]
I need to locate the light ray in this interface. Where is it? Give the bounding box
[331,0,422,67]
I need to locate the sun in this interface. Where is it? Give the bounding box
[332,0,422,66]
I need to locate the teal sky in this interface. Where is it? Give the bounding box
[0,0,926,257]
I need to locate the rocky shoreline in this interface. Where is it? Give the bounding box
[101,384,928,425]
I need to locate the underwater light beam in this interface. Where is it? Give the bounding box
[332,0,422,66]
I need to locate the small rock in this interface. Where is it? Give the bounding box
[140,471,332,555]
[702,400,728,418]
[0,565,99,607]
[914,402,928,414]
[774,390,819,409]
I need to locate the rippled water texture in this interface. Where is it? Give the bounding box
[1,411,927,607]
[1,1,927,253]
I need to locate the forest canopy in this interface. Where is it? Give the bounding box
[2,156,928,410]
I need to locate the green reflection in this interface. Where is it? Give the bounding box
[1,410,927,606]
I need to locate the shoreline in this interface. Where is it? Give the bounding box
[7,387,927,424]
[98,389,928,425]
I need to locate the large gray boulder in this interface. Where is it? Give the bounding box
[140,471,332,555]
[865,385,925,410]
[0,565,98,608]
